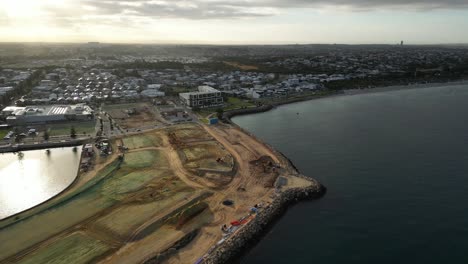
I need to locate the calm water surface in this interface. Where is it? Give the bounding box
[234,84,468,264]
[0,147,82,219]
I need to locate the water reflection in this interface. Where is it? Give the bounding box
[0,147,82,220]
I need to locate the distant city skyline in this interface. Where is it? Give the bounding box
[1,0,468,44]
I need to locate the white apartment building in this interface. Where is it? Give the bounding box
[179,86,224,109]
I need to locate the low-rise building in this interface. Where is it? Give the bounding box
[0,86,14,98]
[2,104,94,125]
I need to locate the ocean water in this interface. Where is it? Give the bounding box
[233,84,468,264]
[0,147,82,220]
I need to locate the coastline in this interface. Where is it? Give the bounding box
[224,80,468,121]
[343,80,468,96]
[2,80,466,263]
[202,174,326,264]
[198,112,327,264]
[209,80,467,264]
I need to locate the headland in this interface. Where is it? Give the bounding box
[0,120,325,264]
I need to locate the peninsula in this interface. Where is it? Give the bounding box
[0,114,325,263]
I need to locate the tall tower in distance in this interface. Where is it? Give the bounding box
[401,40,404,46]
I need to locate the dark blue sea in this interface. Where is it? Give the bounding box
[233,84,468,264]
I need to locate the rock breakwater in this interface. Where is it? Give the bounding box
[202,175,326,264]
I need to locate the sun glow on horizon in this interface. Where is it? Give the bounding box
[0,0,468,44]
[0,0,42,17]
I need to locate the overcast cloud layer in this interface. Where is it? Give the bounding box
[45,0,468,20]
[1,0,468,43]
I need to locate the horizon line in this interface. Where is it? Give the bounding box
[0,41,467,46]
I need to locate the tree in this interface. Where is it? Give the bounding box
[216,108,224,119]
[43,129,49,141]
[70,126,77,139]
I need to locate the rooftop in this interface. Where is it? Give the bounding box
[179,86,221,99]
[1,104,94,117]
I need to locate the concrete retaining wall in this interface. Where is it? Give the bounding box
[223,105,273,121]
[0,140,86,153]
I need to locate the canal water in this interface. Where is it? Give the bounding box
[0,147,82,220]
[234,84,468,264]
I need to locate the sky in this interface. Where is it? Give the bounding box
[0,0,468,44]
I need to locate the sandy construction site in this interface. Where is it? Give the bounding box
[0,122,314,264]
[103,103,167,129]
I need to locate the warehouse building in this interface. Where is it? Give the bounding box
[179,86,224,109]
[1,104,94,125]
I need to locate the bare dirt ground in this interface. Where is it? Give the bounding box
[0,122,310,264]
[223,61,259,71]
[164,123,297,264]
[104,103,167,129]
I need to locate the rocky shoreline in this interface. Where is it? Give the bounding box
[223,105,274,120]
[202,79,468,264]
[202,174,326,264]
[198,112,327,264]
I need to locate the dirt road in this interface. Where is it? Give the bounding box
[0,123,308,264]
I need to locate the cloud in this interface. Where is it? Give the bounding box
[6,0,468,30]
[1,0,467,43]
[73,0,468,19]
[74,0,277,19]
[0,10,9,26]
[260,0,468,9]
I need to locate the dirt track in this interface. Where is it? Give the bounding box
[164,123,294,264]
[0,122,309,264]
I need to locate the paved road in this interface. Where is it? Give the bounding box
[0,104,200,149]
